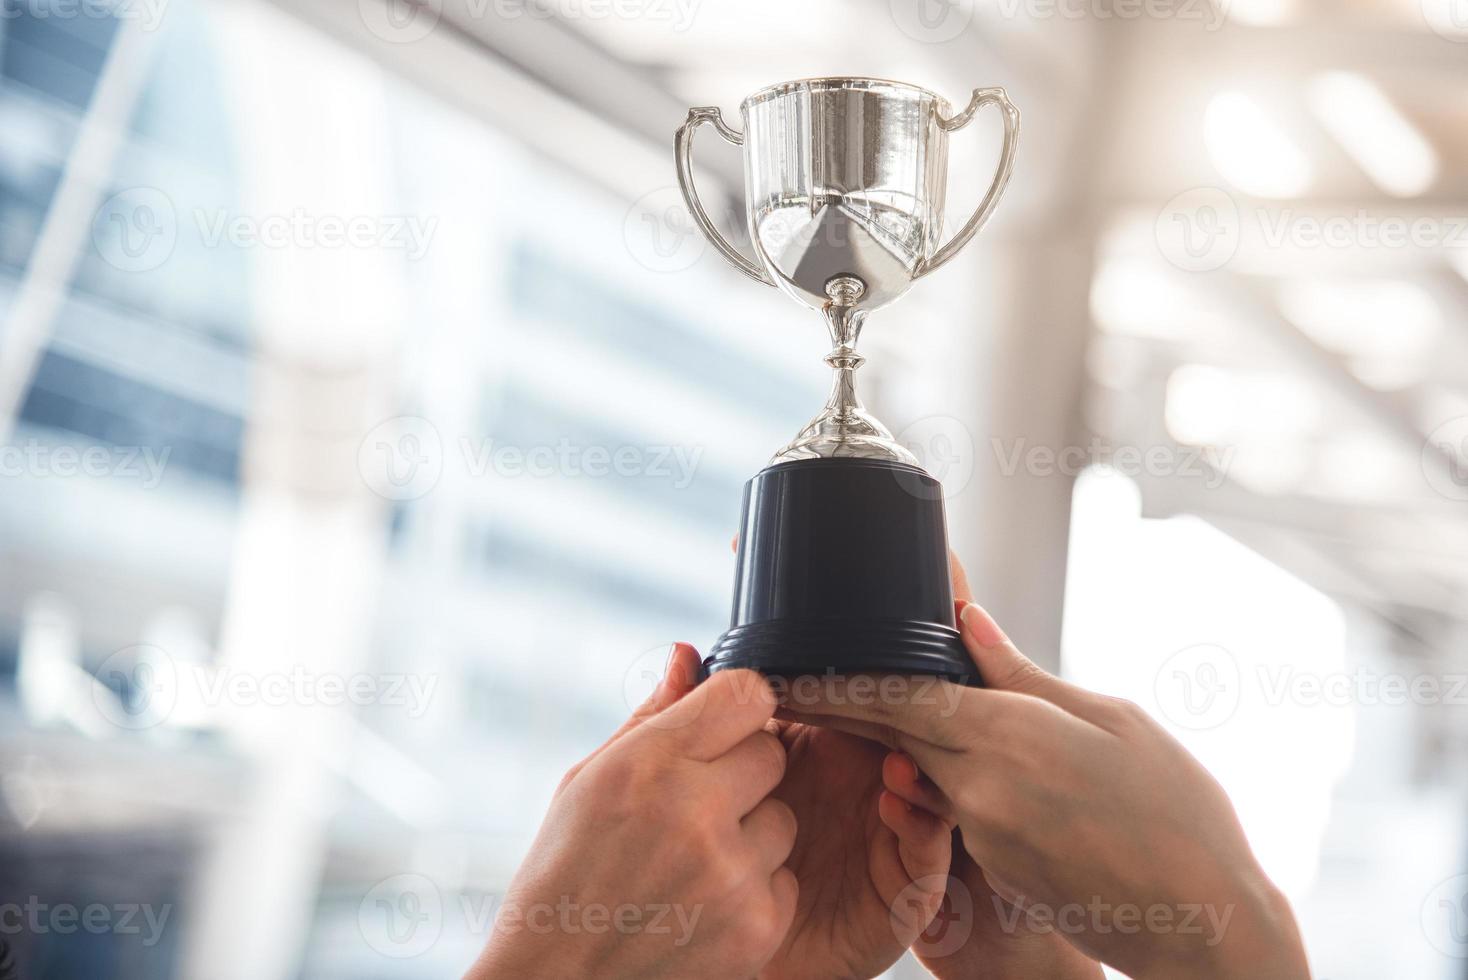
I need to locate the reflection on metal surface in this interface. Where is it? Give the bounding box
[676,77,1020,462]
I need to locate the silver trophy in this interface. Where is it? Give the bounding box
[676,76,1019,463]
[675,77,1020,682]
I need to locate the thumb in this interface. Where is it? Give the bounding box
[615,642,702,739]
[648,668,777,761]
[957,603,1096,718]
[564,643,701,786]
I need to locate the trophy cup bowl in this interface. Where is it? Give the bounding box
[675,77,1019,684]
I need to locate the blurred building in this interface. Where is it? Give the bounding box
[0,0,1465,978]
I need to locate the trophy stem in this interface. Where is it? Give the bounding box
[769,275,918,466]
[822,283,867,424]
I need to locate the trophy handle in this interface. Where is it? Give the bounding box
[674,107,775,286]
[916,87,1021,278]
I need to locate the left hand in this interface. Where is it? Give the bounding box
[467,649,799,980]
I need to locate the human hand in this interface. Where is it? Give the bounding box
[720,528,949,980]
[867,556,1103,980]
[756,719,950,980]
[466,645,798,980]
[880,755,1103,980]
[781,587,1310,980]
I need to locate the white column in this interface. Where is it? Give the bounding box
[178,3,406,977]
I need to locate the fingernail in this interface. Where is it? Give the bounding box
[960,602,1008,648]
[662,643,680,687]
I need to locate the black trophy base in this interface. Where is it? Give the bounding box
[706,457,979,686]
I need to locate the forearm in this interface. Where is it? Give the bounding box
[922,931,1105,980]
[1131,877,1309,980]
[465,934,591,980]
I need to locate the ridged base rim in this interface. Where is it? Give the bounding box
[706,619,979,686]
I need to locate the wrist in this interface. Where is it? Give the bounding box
[1207,878,1309,980]
[1135,874,1308,980]
[470,943,592,980]
[921,934,1103,980]
[467,919,601,980]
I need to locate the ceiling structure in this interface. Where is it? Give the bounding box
[275,0,1468,653]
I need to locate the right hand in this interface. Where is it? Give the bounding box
[783,600,1310,980]
[466,646,798,980]
[879,756,1103,980]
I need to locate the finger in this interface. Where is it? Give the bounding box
[771,674,974,752]
[653,668,777,761]
[611,642,702,742]
[768,867,799,946]
[773,705,964,796]
[741,797,798,872]
[564,643,702,785]
[773,707,900,747]
[873,792,948,941]
[877,791,951,884]
[982,867,1031,910]
[948,549,974,604]
[957,603,1100,719]
[882,752,956,824]
[710,731,787,815]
